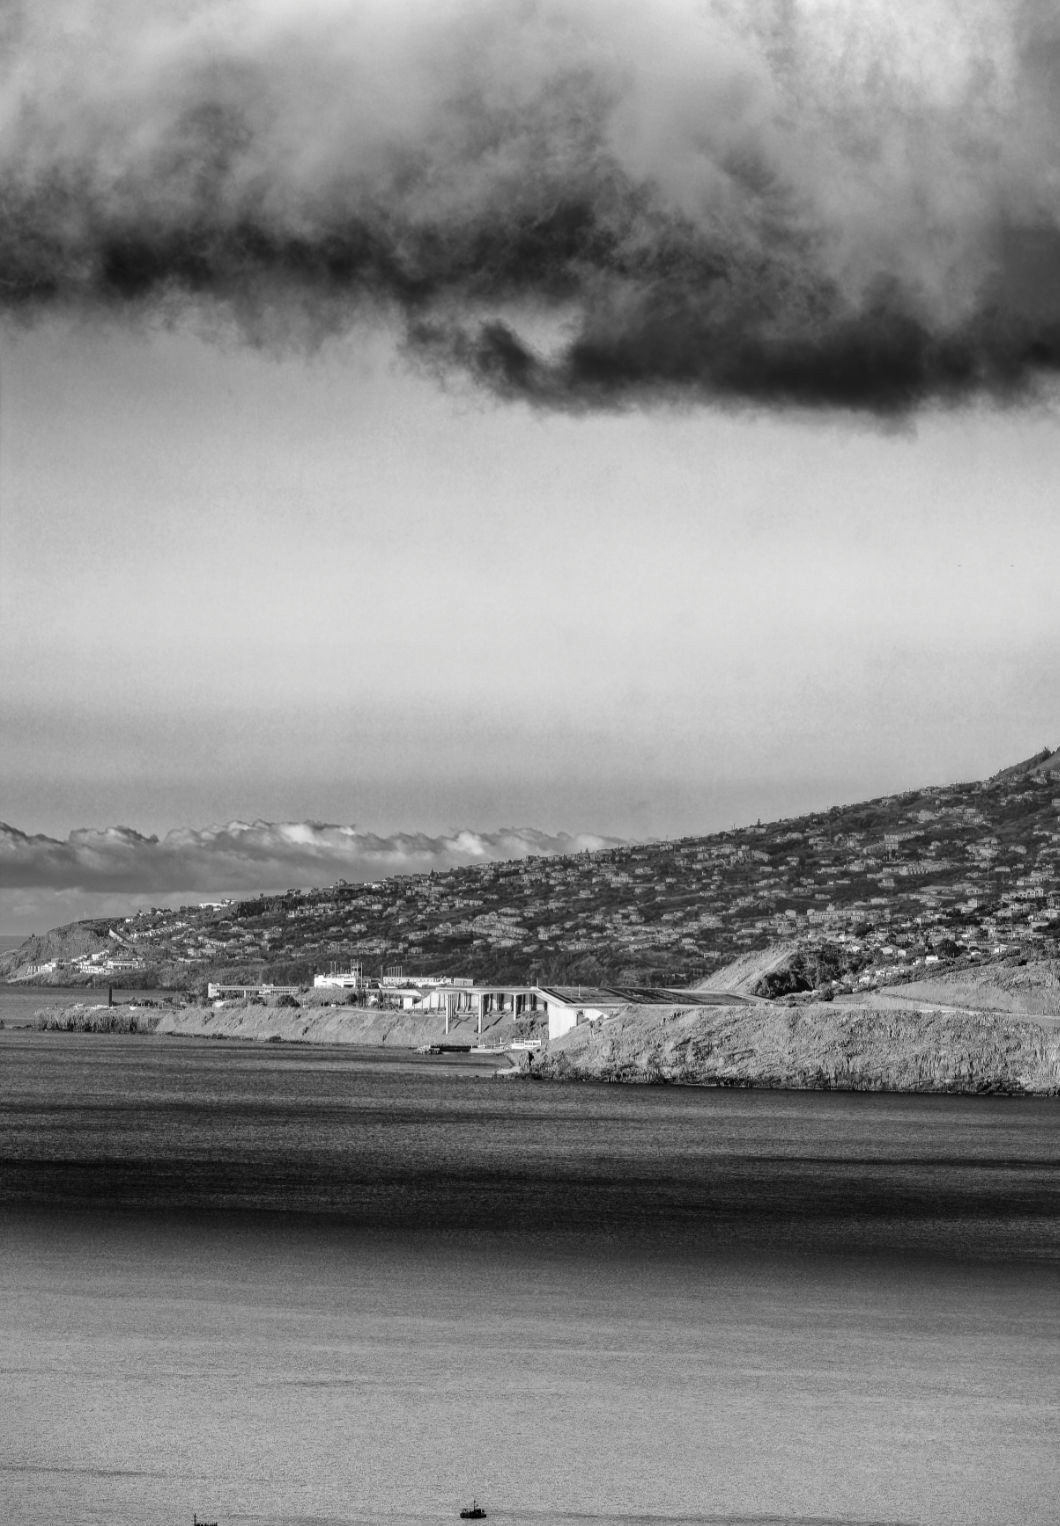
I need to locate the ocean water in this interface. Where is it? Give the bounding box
[0,985,171,1026]
[1,1032,1058,1526]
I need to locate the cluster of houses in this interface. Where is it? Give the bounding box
[11,759,1060,1005]
[20,950,146,980]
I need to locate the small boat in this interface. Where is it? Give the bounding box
[459,1502,487,1519]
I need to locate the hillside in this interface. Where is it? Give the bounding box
[8,923,112,970]
[872,958,1060,1016]
[5,746,1060,992]
[690,943,800,996]
[991,745,1060,783]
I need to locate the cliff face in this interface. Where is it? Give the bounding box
[0,923,110,978]
[535,1004,1060,1095]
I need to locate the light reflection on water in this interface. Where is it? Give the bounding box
[1,1032,1058,1526]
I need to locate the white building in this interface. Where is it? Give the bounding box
[313,965,365,991]
[413,983,735,1040]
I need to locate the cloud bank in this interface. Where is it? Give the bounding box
[4,0,1060,413]
[0,818,623,898]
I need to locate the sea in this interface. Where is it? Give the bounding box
[1,1025,1058,1526]
[0,983,170,1026]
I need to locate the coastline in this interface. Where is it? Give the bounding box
[535,1002,1060,1096]
[16,995,1060,1096]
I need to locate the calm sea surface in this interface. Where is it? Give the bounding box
[0,985,172,1026]
[2,1031,1058,1526]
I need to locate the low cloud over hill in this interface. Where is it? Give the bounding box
[0,819,623,931]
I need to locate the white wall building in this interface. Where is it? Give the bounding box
[313,965,364,990]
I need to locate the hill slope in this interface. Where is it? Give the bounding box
[873,958,1060,1016]
[5,746,1060,990]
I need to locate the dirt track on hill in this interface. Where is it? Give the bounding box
[837,989,1060,1027]
[870,960,1060,1018]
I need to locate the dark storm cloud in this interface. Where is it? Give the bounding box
[4,0,1060,413]
[0,819,622,895]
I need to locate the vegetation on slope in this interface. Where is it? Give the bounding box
[5,749,1060,994]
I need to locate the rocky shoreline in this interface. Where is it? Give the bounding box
[23,996,1060,1096]
[533,1003,1060,1096]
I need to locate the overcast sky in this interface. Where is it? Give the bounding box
[2,0,1060,934]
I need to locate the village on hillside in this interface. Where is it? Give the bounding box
[7,750,1060,1002]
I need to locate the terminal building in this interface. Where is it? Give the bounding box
[475,984,736,1040]
[342,981,737,1041]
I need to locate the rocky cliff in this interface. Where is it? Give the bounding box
[534,1003,1060,1095]
[1,923,111,978]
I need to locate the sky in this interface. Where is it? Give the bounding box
[2,0,1060,935]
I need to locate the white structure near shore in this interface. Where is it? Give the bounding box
[313,966,365,991]
[223,972,740,1041]
[351,981,735,1040]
